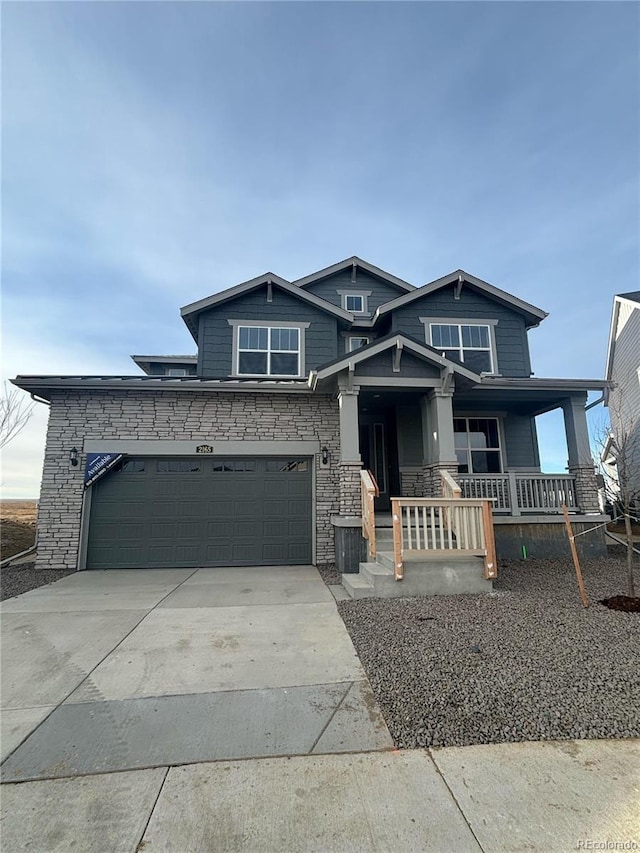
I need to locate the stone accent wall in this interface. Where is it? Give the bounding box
[570,465,601,514]
[339,461,362,516]
[399,469,423,497]
[36,390,340,570]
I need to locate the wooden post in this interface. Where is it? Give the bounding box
[562,504,590,608]
[481,500,498,579]
[368,491,376,559]
[391,499,403,581]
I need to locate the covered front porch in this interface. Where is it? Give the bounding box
[312,336,608,575]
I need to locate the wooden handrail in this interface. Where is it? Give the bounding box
[391,496,498,582]
[360,470,379,560]
[440,469,462,499]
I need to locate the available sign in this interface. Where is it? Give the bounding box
[84,453,124,488]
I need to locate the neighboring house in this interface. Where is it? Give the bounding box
[13,257,608,575]
[603,291,640,512]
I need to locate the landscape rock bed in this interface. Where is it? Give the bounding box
[337,555,640,748]
[0,562,75,601]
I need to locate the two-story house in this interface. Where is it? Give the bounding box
[603,291,640,511]
[13,257,607,582]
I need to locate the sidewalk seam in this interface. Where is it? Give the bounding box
[133,765,170,852]
[427,749,486,853]
[308,681,353,753]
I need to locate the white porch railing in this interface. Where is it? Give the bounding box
[391,497,497,582]
[360,469,380,559]
[440,469,462,499]
[457,472,579,515]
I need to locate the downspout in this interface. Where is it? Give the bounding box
[585,394,604,412]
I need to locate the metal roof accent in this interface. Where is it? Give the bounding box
[180,272,353,340]
[131,355,197,363]
[479,377,609,391]
[374,270,548,327]
[293,256,415,292]
[11,375,312,401]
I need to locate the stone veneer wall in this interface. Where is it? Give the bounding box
[399,469,423,497]
[36,390,340,571]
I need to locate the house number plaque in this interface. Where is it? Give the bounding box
[196,444,213,454]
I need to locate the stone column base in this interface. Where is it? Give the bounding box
[339,461,362,516]
[422,462,459,496]
[569,465,601,514]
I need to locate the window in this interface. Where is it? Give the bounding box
[428,323,494,373]
[212,459,257,472]
[157,460,201,472]
[347,336,370,352]
[265,459,309,472]
[237,326,300,376]
[166,368,187,377]
[339,290,371,314]
[454,418,502,473]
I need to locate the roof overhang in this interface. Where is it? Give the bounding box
[374,270,548,328]
[308,334,481,389]
[293,256,415,293]
[11,376,312,401]
[180,273,353,340]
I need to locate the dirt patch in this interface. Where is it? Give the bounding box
[1,501,37,561]
[600,595,640,613]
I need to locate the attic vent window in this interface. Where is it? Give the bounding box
[338,290,371,315]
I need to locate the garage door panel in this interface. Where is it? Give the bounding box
[87,456,312,568]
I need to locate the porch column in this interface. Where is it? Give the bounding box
[338,388,362,515]
[421,390,458,496]
[562,394,599,513]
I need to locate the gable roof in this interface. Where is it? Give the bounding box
[617,290,640,304]
[374,269,548,327]
[293,256,415,293]
[180,272,353,340]
[309,332,482,386]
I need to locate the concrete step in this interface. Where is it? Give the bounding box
[341,573,377,599]
[359,561,394,586]
[342,551,492,599]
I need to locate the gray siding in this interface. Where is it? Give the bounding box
[355,350,440,378]
[397,405,423,465]
[197,284,338,376]
[609,299,640,495]
[503,414,540,469]
[390,283,532,378]
[304,270,406,314]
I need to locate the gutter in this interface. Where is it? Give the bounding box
[30,393,50,406]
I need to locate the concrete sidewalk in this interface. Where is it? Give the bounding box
[1,741,638,852]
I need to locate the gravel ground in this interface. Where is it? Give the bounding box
[337,554,640,749]
[0,562,75,601]
[316,563,342,586]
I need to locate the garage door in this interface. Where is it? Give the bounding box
[86,456,312,569]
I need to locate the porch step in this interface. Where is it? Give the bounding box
[341,573,377,599]
[342,548,492,600]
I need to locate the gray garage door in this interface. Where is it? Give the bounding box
[86,456,312,569]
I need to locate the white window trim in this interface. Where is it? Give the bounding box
[347,335,370,352]
[419,317,499,374]
[227,320,310,378]
[453,416,504,474]
[337,290,372,315]
[166,368,188,376]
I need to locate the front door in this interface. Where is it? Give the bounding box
[359,409,400,511]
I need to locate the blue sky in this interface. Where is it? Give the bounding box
[2,1,638,498]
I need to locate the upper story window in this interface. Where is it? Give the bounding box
[230,322,310,377]
[338,290,372,315]
[347,336,370,352]
[454,418,502,473]
[166,368,188,376]
[421,318,498,374]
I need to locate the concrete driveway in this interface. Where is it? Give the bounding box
[1,565,392,779]
[2,568,638,852]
